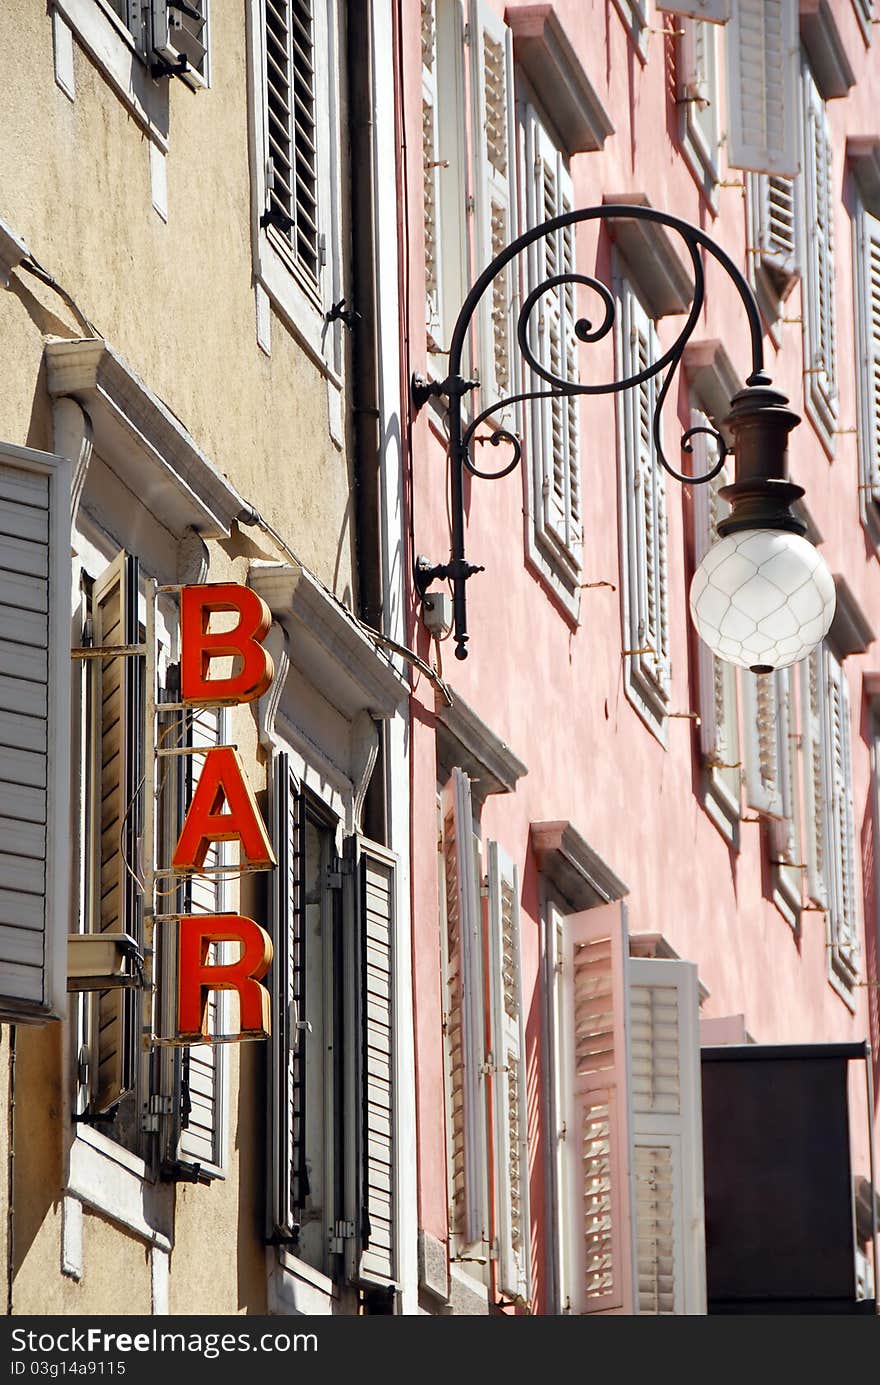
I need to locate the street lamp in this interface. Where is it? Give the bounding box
[411,204,835,675]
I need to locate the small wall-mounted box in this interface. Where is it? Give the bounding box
[421,589,453,637]
[67,933,142,991]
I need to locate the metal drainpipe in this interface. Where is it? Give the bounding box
[347,0,387,847]
[6,1027,15,1316]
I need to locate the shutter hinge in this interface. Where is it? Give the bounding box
[141,1093,174,1133]
[463,22,470,44]
[326,858,353,889]
[318,233,327,268]
[329,1219,355,1254]
[559,1122,567,1142]
[465,194,475,214]
[480,876,489,898]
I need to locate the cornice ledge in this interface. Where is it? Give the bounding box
[603,193,694,317]
[530,819,628,911]
[505,4,614,154]
[683,339,742,442]
[0,216,28,289]
[44,336,247,539]
[799,0,856,101]
[249,561,408,721]
[434,687,527,802]
[830,574,875,658]
[847,136,880,218]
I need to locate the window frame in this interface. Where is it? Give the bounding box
[677,19,721,208]
[853,197,880,548]
[801,58,839,452]
[247,0,344,376]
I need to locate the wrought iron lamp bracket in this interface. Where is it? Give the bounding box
[411,203,779,661]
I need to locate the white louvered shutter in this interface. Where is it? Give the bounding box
[472,2,517,420]
[726,0,799,177]
[560,902,633,1314]
[263,0,321,289]
[268,751,304,1242]
[800,649,829,908]
[662,0,729,20]
[802,66,837,432]
[623,286,670,705]
[422,0,444,346]
[691,421,738,787]
[177,706,226,1173]
[89,552,141,1113]
[756,175,798,282]
[741,670,784,817]
[441,767,486,1247]
[486,842,530,1304]
[151,0,208,83]
[526,110,581,568]
[629,957,706,1315]
[0,444,70,1023]
[350,836,397,1286]
[767,668,802,909]
[826,656,859,986]
[856,209,880,503]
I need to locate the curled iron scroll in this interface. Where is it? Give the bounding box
[451,206,762,488]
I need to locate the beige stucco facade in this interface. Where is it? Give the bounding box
[0,0,409,1317]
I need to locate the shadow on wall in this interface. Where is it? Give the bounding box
[11,1023,66,1289]
[859,794,880,1113]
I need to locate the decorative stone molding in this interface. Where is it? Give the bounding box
[351,709,380,832]
[434,687,527,805]
[0,216,28,289]
[848,137,880,218]
[829,575,875,658]
[256,623,291,752]
[52,395,93,523]
[530,820,627,911]
[176,527,210,586]
[45,337,247,540]
[603,193,694,317]
[505,4,614,154]
[799,0,855,101]
[683,339,742,442]
[249,561,408,721]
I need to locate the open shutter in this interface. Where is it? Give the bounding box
[826,657,859,984]
[630,299,670,699]
[741,670,784,817]
[262,0,321,288]
[421,0,444,347]
[756,175,798,283]
[526,112,581,565]
[800,649,829,908]
[472,1,517,419]
[857,210,880,503]
[268,751,304,1242]
[768,668,802,910]
[176,706,225,1173]
[726,0,799,177]
[486,842,530,1304]
[151,0,208,84]
[663,0,729,20]
[349,836,397,1286]
[803,66,837,429]
[0,444,70,1023]
[560,902,633,1315]
[89,551,140,1114]
[629,957,706,1315]
[441,767,486,1247]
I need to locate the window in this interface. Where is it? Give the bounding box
[802,647,860,1002]
[854,201,880,545]
[57,0,209,87]
[268,752,398,1289]
[690,421,740,843]
[249,0,341,365]
[677,20,720,204]
[70,551,227,1172]
[521,105,582,603]
[617,275,670,740]
[741,668,802,928]
[549,903,706,1314]
[747,173,799,328]
[802,60,838,448]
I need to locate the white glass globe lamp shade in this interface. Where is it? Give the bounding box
[689,527,835,674]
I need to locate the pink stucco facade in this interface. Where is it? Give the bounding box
[401,0,880,1314]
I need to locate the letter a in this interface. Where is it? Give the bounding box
[172,746,276,870]
[181,583,274,705]
[177,915,273,1040]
